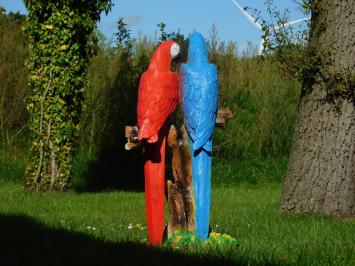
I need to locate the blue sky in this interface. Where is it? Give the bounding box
[1,0,307,51]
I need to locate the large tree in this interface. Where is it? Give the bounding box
[24,0,112,191]
[280,0,354,216]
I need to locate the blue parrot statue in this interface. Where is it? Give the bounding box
[180,32,218,239]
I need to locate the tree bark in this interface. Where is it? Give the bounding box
[280,0,355,217]
[166,125,194,237]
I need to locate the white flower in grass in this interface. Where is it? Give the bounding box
[128,223,133,230]
[87,226,92,229]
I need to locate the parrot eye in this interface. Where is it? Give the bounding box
[170,43,180,59]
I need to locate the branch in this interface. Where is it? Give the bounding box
[34,73,53,186]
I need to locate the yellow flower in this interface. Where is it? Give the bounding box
[222,233,232,239]
[210,231,221,238]
[44,24,54,30]
[135,223,142,229]
[59,44,68,51]
[174,235,182,242]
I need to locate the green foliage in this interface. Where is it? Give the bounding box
[164,231,237,252]
[207,26,301,159]
[213,156,288,185]
[213,48,301,159]
[79,38,153,155]
[115,17,132,49]
[0,128,30,182]
[274,44,355,106]
[321,69,355,106]
[74,30,155,191]
[259,0,311,55]
[0,151,27,182]
[24,0,112,191]
[0,10,29,183]
[0,155,25,181]
[157,22,175,43]
[0,10,29,142]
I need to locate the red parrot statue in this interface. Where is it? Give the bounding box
[137,40,180,245]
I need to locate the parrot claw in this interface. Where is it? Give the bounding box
[147,133,158,143]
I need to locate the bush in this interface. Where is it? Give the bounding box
[0,11,28,143]
[0,131,29,182]
[213,48,301,159]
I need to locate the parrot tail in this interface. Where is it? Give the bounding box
[143,127,168,245]
[191,139,212,240]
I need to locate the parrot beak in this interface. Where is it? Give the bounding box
[170,43,180,59]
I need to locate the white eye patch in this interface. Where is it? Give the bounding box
[170,43,180,59]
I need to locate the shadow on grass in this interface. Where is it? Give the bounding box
[0,214,240,266]
[82,144,145,193]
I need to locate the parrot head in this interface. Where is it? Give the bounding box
[187,32,208,65]
[148,40,180,72]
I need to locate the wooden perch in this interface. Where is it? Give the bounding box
[124,125,140,150]
[216,107,233,127]
[166,125,194,236]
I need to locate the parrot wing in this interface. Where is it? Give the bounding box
[181,64,218,151]
[137,71,179,142]
[180,64,198,139]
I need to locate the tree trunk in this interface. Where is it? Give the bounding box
[280,0,355,217]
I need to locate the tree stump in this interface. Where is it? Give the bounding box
[166,125,194,236]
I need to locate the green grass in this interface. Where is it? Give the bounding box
[0,178,354,266]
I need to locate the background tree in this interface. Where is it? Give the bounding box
[24,0,112,191]
[280,0,354,216]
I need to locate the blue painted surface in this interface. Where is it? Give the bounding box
[180,32,218,239]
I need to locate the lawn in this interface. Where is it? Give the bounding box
[0,178,354,266]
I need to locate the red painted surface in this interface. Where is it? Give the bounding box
[143,126,168,245]
[137,41,179,245]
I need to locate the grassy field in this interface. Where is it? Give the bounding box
[1,177,354,266]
